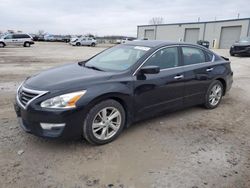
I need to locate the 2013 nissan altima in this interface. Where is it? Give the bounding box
[14,40,233,145]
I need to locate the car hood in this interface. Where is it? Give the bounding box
[24,63,114,91]
[233,42,250,46]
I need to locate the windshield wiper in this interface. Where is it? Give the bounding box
[85,65,104,71]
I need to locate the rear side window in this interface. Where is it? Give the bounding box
[13,34,30,39]
[144,47,179,69]
[13,34,20,39]
[206,52,214,62]
[182,47,205,65]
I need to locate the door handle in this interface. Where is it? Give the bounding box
[174,75,184,79]
[206,67,214,72]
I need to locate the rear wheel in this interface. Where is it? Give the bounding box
[0,42,5,48]
[83,99,126,145]
[204,80,223,109]
[91,43,96,47]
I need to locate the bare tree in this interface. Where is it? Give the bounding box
[149,17,164,25]
[37,30,45,36]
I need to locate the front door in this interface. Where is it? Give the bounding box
[3,34,14,46]
[133,46,185,118]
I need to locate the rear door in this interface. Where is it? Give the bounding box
[134,46,185,118]
[180,46,216,106]
[14,34,26,45]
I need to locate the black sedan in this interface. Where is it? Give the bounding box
[14,40,233,145]
[230,37,250,56]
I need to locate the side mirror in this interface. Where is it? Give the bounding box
[140,66,160,74]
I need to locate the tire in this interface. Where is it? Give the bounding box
[76,42,81,46]
[204,80,224,109]
[83,99,126,145]
[0,42,5,48]
[24,42,30,47]
[91,43,96,47]
[230,52,235,56]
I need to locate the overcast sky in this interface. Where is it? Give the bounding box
[0,0,250,36]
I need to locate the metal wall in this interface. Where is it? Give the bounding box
[137,18,250,49]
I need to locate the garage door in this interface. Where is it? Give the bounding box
[144,29,155,40]
[219,26,242,49]
[184,28,200,44]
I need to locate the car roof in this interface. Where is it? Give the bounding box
[125,40,202,48]
[125,40,212,53]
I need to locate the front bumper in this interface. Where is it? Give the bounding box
[230,46,250,55]
[14,100,85,139]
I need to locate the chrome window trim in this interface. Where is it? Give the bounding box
[133,45,216,76]
[16,85,48,110]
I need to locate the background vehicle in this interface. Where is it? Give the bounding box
[14,41,233,145]
[116,38,134,44]
[69,37,97,47]
[230,37,250,56]
[0,33,34,48]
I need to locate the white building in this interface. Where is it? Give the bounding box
[137,18,250,49]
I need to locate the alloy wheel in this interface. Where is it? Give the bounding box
[92,107,122,140]
[209,84,222,106]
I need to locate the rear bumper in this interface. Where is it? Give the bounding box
[14,100,85,139]
[225,72,233,94]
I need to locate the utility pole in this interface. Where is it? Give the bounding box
[237,13,240,19]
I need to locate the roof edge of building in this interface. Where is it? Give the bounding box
[138,17,250,27]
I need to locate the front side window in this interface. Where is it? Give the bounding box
[143,47,179,69]
[85,45,150,71]
[182,47,205,65]
[4,35,12,39]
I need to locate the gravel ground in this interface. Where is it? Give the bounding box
[0,42,250,188]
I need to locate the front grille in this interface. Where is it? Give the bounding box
[17,86,47,109]
[19,89,39,106]
[234,45,250,51]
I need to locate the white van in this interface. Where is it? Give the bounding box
[0,33,34,47]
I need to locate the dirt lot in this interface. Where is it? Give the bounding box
[0,42,250,188]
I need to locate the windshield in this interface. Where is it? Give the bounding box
[239,37,250,43]
[85,45,150,71]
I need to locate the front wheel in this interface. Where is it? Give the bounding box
[204,80,224,109]
[76,42,81,46]
[91,43,96,47]
[83,99,126,145]
[24,42,30,47]
[0,42,5,48]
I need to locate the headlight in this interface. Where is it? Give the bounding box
[41,90,86,109]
